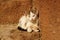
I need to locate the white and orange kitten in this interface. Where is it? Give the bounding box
[17,10,40,32]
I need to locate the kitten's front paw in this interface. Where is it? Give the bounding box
[34,29,40,32]
[27,28,32,32]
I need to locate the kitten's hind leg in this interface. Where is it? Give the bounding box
[27,27,32,32]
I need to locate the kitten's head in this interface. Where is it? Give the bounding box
[29,9,39,21]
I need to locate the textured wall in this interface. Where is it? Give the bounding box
[33,0,60,40]
[0,0,31,24]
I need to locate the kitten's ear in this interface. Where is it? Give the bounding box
[35,10,39,18]
[36,10,39,15]
[24,11,26,15]
[24,11,29,16]
[37,12,39,17]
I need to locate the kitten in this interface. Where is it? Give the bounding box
[17,10,40,32]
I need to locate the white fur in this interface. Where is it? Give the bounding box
[18,16,28,29]
[29,11,36,20]
[26,21,39,32]
[17,11,39,32]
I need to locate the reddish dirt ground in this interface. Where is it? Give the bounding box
[35,0,60,40]
[0,0,60,40]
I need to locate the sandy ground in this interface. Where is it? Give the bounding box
[0,24,41,40]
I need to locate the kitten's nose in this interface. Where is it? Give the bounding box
[37,29,40,32]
